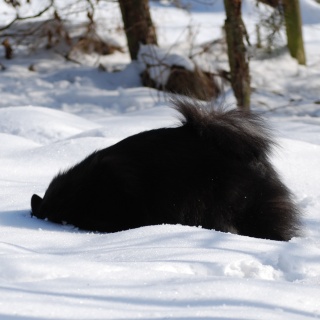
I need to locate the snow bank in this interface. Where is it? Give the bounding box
[0,106,99,144]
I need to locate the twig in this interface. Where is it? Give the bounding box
[259,103,291,114]
[0,0,54,32]
[55,50,82,65]
[188,38,224,59]
[0,19,54,39]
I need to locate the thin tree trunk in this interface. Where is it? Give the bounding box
[223,0,251,110]
[118,0,158,60]
[281,0,306,65]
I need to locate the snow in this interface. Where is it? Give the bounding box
[0,0,320,319]
[138,44,195,86]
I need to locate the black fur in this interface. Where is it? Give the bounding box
[31,100,301,241]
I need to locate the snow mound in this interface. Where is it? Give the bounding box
[0,106,99,144]
[0,133,40,154]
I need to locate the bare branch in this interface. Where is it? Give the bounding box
[4,0,21,8]
[0,0,54,32]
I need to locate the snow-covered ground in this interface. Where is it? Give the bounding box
[0,0,320,319]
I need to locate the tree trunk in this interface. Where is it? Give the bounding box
[118,0,158,60]
[223,0,251,110]
[281,0,306,65]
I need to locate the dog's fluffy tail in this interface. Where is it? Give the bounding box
[172,98,302,240]
[172,98,275,161]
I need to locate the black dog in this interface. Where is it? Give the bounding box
[31,100,301,241]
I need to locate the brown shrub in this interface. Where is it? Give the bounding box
[141,64,221,101]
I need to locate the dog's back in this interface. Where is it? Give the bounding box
[31,100,301,240]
